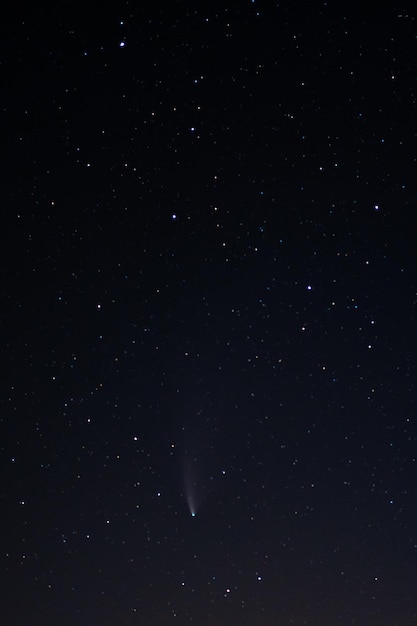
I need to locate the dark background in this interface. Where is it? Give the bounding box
[1,1,417,624]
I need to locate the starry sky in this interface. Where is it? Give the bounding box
[2,1,417,624]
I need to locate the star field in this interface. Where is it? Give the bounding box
[1,2,417,625]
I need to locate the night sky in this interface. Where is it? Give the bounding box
[2,2,417,624]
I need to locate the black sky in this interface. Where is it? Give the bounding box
[1,1,417,624]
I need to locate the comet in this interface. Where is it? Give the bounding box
[186,491,198,517]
